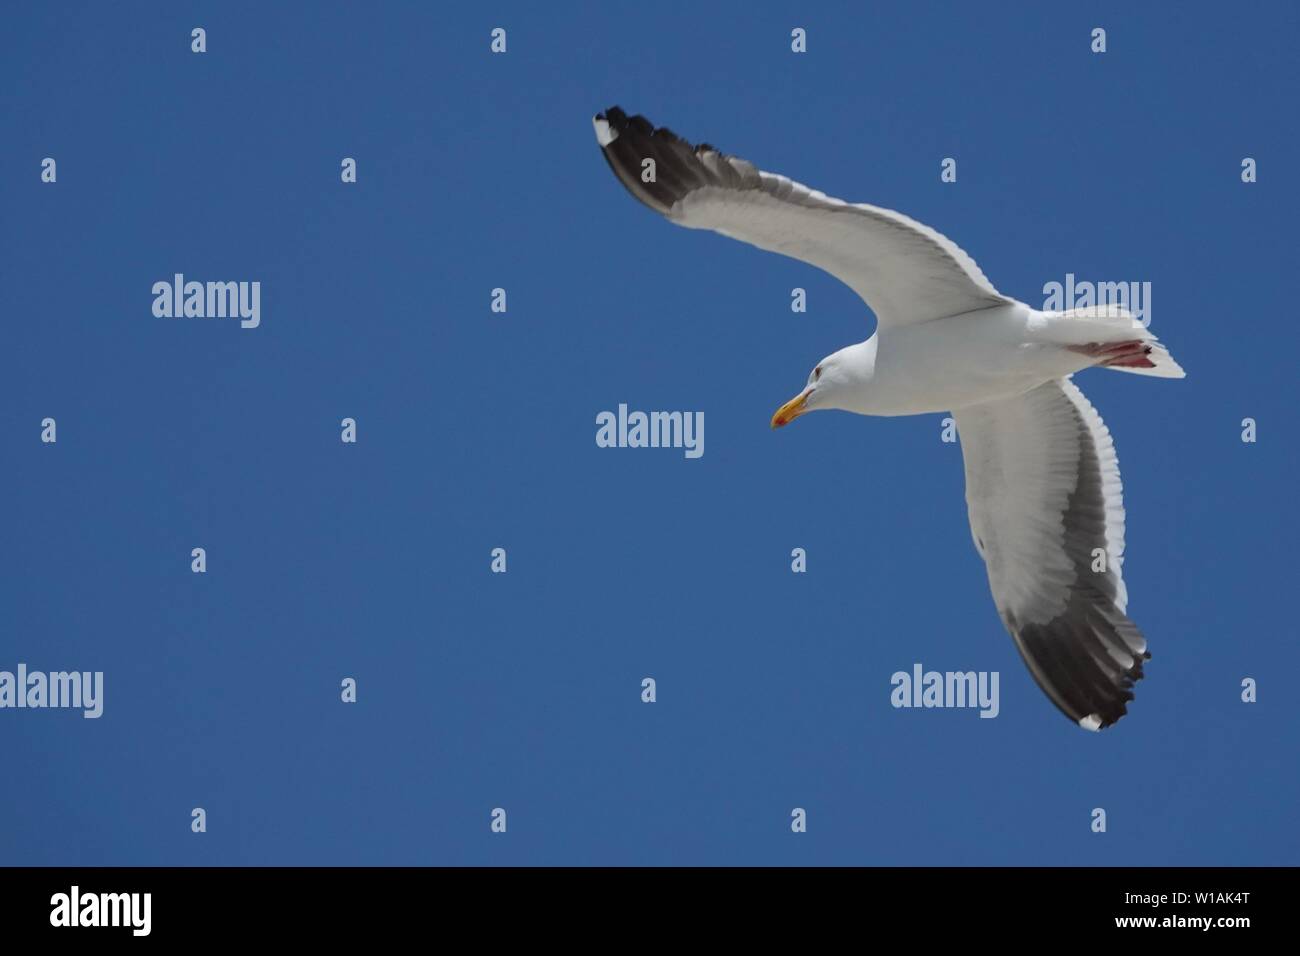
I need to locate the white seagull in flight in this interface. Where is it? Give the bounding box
[593,106,1185,730]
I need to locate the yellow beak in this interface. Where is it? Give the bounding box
[771,388,811,429]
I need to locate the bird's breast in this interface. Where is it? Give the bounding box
[863,309,1052,415]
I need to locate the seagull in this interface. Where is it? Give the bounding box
[593,106,1186,731]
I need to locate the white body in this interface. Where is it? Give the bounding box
[826,304,1092,417]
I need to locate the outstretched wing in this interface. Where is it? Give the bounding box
[952,378,1149,730]
[593,106,1010,326]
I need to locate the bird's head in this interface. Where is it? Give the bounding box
[771,341,874,428]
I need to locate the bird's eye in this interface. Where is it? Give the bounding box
[814,366,822,380]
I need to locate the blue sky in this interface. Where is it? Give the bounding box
[1,2,1296,865]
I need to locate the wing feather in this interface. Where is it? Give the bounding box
[594,107,1010,326]
[952,379,1149,730]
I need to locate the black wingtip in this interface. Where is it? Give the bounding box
[591,106,762,217]
[593,105,628,136]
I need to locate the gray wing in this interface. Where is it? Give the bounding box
[952,379,1150,730]
[593,106,1011,327]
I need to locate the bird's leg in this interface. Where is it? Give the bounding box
[1066,340,1155,369]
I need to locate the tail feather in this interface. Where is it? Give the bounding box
[1050,306,1186,379]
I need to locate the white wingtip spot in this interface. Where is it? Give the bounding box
[593,117,617,146]
[1079,714,1103,732]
